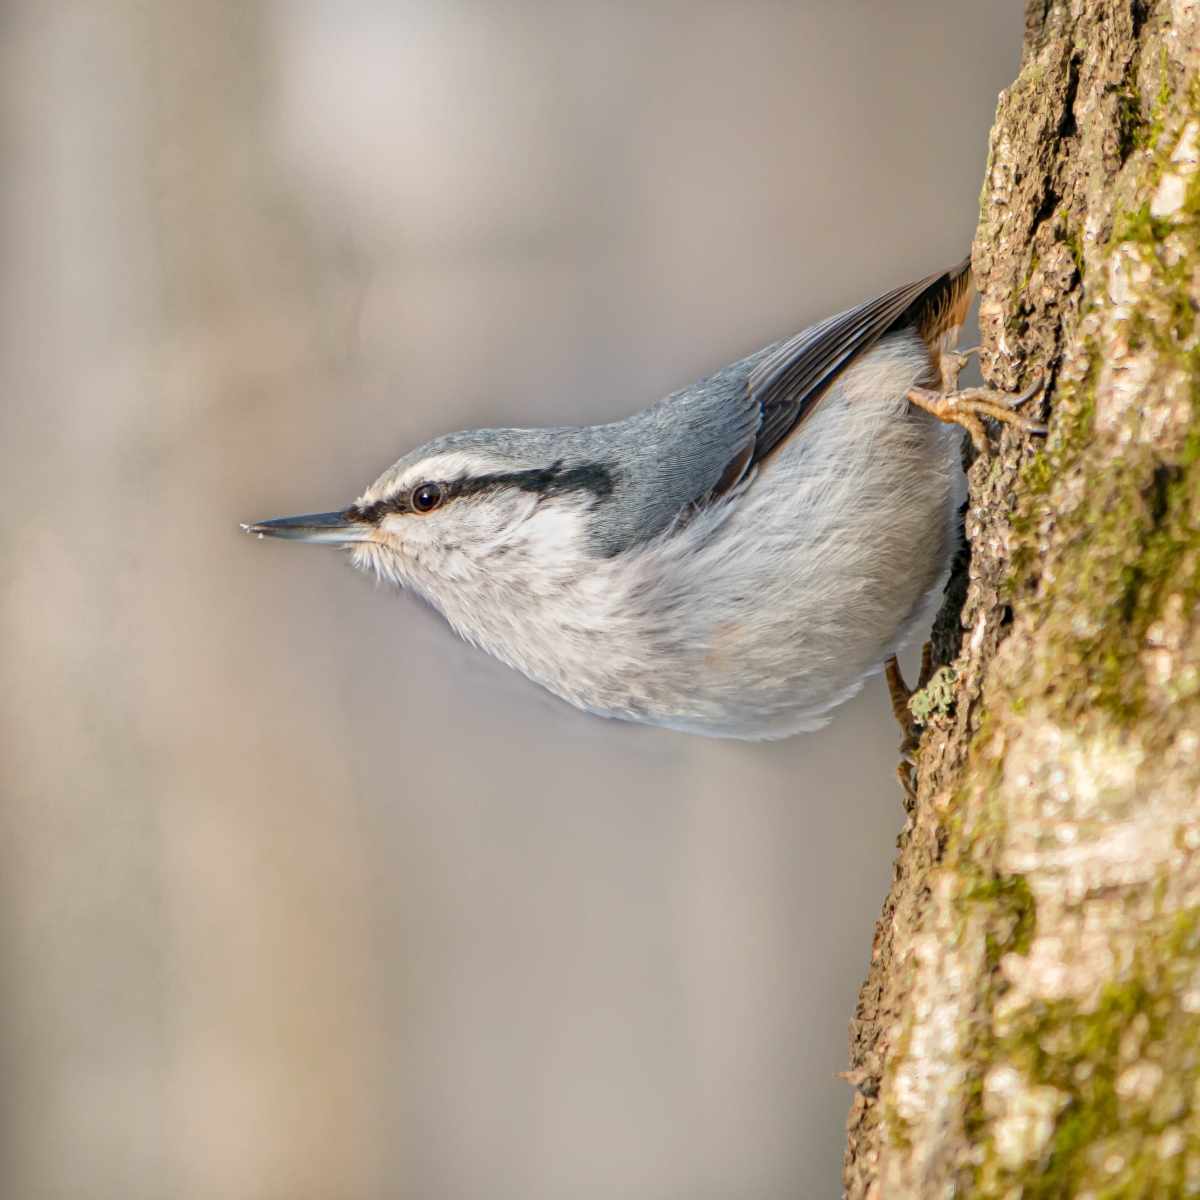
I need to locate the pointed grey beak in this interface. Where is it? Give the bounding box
[241,510,375,545]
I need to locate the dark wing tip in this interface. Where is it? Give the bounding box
[745,259,973,466]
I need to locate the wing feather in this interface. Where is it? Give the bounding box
[583,259,971,555]
[747,259,970,465]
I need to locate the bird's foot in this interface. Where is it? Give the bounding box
[939,344,981,393]
[885,644,932,806]
[907,367,1048,455]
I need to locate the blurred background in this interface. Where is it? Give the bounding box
[0,3,1020,1198]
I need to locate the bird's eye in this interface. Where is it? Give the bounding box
[411,482,444,514]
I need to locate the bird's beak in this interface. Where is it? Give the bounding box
[241,510,375,545]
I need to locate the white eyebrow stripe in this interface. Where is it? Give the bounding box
[360,452,505,505]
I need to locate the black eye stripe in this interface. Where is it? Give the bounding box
[448,463,613,502]
[347,461,614,525]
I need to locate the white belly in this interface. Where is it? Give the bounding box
[537,332,966,738]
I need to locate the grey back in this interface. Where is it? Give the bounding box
[383,264,962,557]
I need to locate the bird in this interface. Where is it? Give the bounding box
[244,259,1044,740]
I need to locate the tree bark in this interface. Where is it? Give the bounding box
[842,2,1200,1196]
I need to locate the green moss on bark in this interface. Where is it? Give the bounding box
[971,908,1200,1199]
[950,67,1200,1200]
[845,10,1200,1198]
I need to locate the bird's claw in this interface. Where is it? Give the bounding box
[1008,370,1047,409]
[907,367,1048,455]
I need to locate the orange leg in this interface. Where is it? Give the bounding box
[907,367,1048,454]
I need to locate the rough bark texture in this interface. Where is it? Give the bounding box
[843,2,1200,1196]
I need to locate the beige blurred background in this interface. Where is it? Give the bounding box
[0,3,1020,1198]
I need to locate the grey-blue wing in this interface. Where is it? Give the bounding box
[584,260,969,556]
[748,263,964,464]
[584,357,763,556]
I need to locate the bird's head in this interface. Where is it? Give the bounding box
[244,428,618,624]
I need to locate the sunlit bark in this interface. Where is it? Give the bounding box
[844,3,1200,1195]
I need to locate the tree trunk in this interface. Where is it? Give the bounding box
[842,3,1200,1197]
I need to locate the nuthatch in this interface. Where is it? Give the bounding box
[245,259,1044,739]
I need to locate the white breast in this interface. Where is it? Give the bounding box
[409,331,965,739]
[644,333,964,737]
